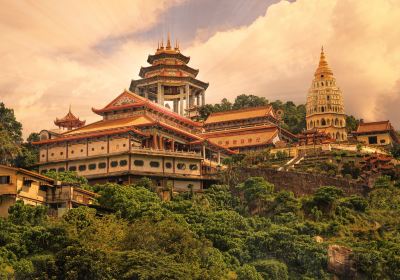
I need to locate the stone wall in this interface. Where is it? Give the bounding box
[230,167,368,196]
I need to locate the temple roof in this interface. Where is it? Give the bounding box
[314,47,334,79]
[139,64,199,78]
[54,106,85,129]
[130,76,209,90]
[204,106,276,125]
[92,90,202,128]
[354,121,394,134]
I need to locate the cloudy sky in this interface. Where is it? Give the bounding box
[1,0,400,137]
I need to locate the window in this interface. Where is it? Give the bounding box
[189,164,198,170]
[119,160,128,166]
[78,165,86,171]
[81,149,84,152]
[58,167,65,172]
[88,163,97,170]
[69,166,77,172]
[41,169,47,174]
[110,161,118,167]
[248,138,252,143]
[0,176,11,184]
[101,146,105,150]
[123,144,126,147]
[39,185,47,192]
[380,139,386,144]
[49,168,56,172]
[165,162,172,169]
[91,148,95,151]
[225,140,229,145]
[98,162,106,169]
[42,154,45,158]
[51,153,54,156]
[23,178,32,187]
[60,152,64,155]
[177,163,186,170]
[150,161,160,168]
[71,150,74,154]
[134,160,144,166]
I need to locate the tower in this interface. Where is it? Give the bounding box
[129,34,208,120]
[306,47,347,141]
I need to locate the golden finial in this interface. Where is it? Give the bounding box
[69,104,71,113]
[160,37,164,49]
[166,32,171,49]
[175,39,179,51]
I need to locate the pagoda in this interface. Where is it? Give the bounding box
[305,47,347,141]
[54,106,85,130]
[129,33,208,120]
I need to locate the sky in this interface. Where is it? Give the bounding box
[0,0,399,137]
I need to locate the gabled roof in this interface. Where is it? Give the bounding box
[204,106,276,125]
[0,165,54,183]
[92,90,202,128]
[354,121,393,134]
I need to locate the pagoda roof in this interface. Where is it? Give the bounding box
[314,47,334,78]
[147,52,190,64]
[91,90,202,128]
[130,76,209,90]
[353,120,399,143]
[139,64,199,78]
[54,107,85,128]
[204,106,276,125]
[33,126,148,145]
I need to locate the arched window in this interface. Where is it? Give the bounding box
[336,132,340,140]
[321,118,326,126]
[327,119,331,125]
[316,120,320,126]
[321,106,325,112]
[335,118,339,126]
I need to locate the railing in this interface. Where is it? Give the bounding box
[130,146,202,157]
[0,184,17,195]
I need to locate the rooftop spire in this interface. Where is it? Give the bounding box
[314,46,333,78]
[166,32,172,50]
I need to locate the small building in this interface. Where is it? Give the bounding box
[0,165,96,217]
[297,129,334,146]
[353,120,399,146]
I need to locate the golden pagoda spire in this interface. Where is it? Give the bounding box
[166,32,171,50]
[175,39,179,51]
[160,37,164,50]
[314,45,333,78]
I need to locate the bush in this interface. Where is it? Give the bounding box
[252,259,289,280]
[236,264,263,280]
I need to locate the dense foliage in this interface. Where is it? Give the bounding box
[1,174,400,279]
[0,102,39,169]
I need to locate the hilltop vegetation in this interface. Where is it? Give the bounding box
[1,174,400,279]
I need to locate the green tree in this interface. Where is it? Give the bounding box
[13,132,40,170]
[236,264,263,280]
[0,102,22,143]
[346,115,360,132]
[232,94,268,110]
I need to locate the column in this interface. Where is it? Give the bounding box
[202,145,206,160]
[196,94,200,107]
[185,84,190,112]
[201,90,205,106]
[171,139,175,152]
[157,83,163,105]
[173,99,179,113]
[144,87,149,99]
[179,87,184,116]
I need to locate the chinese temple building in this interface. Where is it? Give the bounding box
[202,106,297,152]
[54,106,85,130]
[129,34,208,120]
[34,90,234,191]
[306,47,347,141]
[353,120,399,146]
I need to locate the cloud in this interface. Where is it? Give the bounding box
[187,0,400,127]
[1,0,400,138]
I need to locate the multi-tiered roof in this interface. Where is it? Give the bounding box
[130,34,208,91]
[54,106,85,130]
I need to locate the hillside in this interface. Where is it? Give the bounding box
[1,174,400,279]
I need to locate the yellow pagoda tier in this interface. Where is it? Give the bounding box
[129,33,208,120]
[306,47,347,141]
[54,106,85,130]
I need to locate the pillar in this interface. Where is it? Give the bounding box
[157,83,163,105]
[171,139,175,151]
[201,90,205,106]
[173,99,179,113]
[179,87,184,116]
[185,84,190,112]
[196,94,200,107]
[144,87,149,99]
[202,145,206,160]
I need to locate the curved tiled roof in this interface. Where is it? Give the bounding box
[204,106,275,125]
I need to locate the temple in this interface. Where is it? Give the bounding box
[129,33,208,120]
[305,47,347,141]
[353,120,400,146]
[34,90,234,191]
[202,106,297,152]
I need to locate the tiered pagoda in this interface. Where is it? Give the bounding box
[54,106,85,130]
[305,47,347,141]
[129,34,208,120]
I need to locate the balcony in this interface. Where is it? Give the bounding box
[0,184,17,195]
[130,146,202,159]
